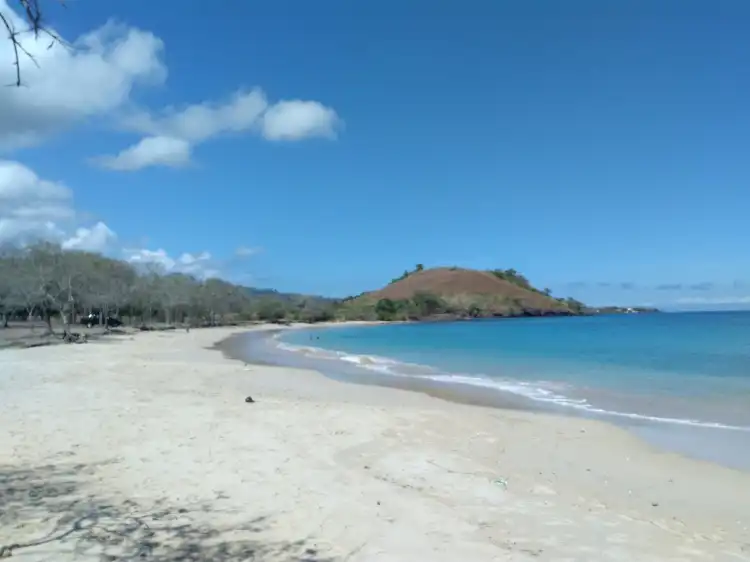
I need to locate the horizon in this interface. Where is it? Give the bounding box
[1,1,748,312]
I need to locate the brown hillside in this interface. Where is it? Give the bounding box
[366,267,570,312]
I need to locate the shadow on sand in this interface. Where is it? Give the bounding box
[0,460,337,561]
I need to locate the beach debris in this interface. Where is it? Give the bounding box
[245,396,255,403]
[493,478,508,489]
[62,332,88,344]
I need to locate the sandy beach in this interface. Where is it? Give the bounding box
[1,326,749,561]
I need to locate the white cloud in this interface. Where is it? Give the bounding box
[96,90,341,171]
[0,2,166,149]
[61,222,117,252]
[261,100,340,141]
[123,89,269,143]
[123,247,216,278]
[0,160,114,249]
[123,248,175,270]
[177,251,213,275]
[179,251,210,265]
[95,136,191,171]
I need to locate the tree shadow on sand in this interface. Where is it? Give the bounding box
[0,461,337,561]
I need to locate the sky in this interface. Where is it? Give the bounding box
[1,0,749,310]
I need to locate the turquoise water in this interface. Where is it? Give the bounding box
[278,313,750,431]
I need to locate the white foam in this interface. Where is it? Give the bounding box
[272,338,750,432]
[276,340,404,370]
[422,373,750,431]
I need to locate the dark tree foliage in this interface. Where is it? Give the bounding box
[0,243,339,332]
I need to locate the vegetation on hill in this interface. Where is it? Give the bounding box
[335,266,581,321]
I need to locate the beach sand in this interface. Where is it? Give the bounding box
[1,326,748,561]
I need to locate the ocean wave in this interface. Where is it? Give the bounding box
[276,340,415,374]
[272,338,750,432]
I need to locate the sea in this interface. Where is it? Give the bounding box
[236,312,750,471]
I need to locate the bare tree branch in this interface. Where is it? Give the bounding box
[1,0,67,87]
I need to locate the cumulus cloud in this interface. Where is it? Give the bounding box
[0,159,112,249]
[0,2,166,149]
[261,100,340,141]
[95,90,342,171]
[122,89,269,143]
[122,248,176,270]
[95,136,192,171]
[61,222,117,252]
[0,160,113,251]
[123,247,217,278]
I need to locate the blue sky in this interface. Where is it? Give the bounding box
[1,0,749,309]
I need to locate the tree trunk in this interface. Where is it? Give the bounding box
[44,310,53,335]
[1,313,8,328]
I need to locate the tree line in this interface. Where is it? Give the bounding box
[0,243,336,334]
[0,245,596,336]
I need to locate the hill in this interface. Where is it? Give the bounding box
[336,266,579,321]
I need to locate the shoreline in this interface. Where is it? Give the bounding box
[216,328,547,413]
[2,326,749,560]
[221,325,750,472]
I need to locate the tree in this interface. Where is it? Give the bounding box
[489,268,534,291]
[415,264,424,272]
[1,0,65,87]
[156,273,196,325]
[564,297,586,314]
[256,299,286,322]
[0,248,41,324]
[375,298,399,321]
[25,243,82,334]
[0,241,340,335]
[131,268,163,326]
[0,250,15,327]
[411,292,447,317]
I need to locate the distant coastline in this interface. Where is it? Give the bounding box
[589,306,661,315]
